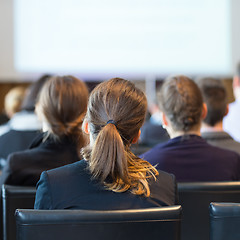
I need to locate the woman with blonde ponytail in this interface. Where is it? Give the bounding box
[35,78,177,210]
[0,75,89,188]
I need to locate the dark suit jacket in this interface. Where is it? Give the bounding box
[140,134,240,182]
[201,131,240,155]
[34,160,178,210]
[0,133,81,187]
[0,130,40,161]
[140,121,170,147]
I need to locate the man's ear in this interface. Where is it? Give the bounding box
[233,76,240,88]
[201,103,207,120]
[224,104,229,116]
[132,130,141,144]
[82,119,89,134]
[162,112,169,127]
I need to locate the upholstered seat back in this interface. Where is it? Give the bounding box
[178,181,240,240]
[15,206,182,240]
[2,185,36,240]
[210,202,240,240]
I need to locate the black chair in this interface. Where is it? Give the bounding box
[2,185,36,240]
[178,181,240,240]
[15,206,182,240]
[210,202,240,240]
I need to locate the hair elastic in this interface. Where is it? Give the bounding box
[106,120,116,126]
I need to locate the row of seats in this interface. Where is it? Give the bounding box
[14,203,240,240]
[3,182,240,240]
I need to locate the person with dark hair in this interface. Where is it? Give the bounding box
[197,77,240,155]
[223,63,240,141]
[0,75,51,165]
[0,75,89,187]
[34,78,177,210]
[141,75,240,182]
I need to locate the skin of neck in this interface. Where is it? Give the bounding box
[166,123,201,139]
[201,121,223,132]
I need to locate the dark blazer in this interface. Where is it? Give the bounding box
[140,121,170,147]
[140,134,240,182]
[0,133,81,187]
[201,131,240,155]
[0,130,40,161]
[34,160,178,210]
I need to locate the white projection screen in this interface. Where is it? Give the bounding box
[13,0,231,79]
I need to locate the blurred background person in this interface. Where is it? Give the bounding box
[0,75,51,167]
[140,101,170,146]
[0,86,27,135]
[197,77,240,155]
[141,75,240,182]
[132,101,170,155]
[223,63,240,142]
[0,75,89,187]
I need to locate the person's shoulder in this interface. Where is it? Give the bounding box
[157,169,175,182]
[206,141,240,159]
[46,159,88,177]
[140,140,170,157]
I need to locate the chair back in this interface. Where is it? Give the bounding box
[210,202,240,240]
[15,206,182,240]
[2,185,36,240]
[178,181,240,240]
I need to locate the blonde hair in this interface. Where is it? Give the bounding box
[37,75,89,150]
[4,86,27,118]
[83,78,158,197]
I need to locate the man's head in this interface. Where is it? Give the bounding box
[233,62,240,99]
[197,77,227,127]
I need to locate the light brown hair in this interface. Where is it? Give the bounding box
[37,75,89,149]
[158,75,203,132]
[83,78,158,197]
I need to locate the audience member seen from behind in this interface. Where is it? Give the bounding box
[0,75,51,165]
[35,78,178,210]
[223,63,240,142]
[0,75,89,187]
[0,86,27,136]
[141,75,240,182]
[197,77,240,155]
[140,101,170,147]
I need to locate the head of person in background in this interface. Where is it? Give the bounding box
[197,77,240,153]
[36,75,89,151]
[231,62,240,101]
[159,75,207,139]
[21,74,52,112]
[82,78,158,197]
[197,77,227,131]
[223,62,240,142]
[4,86,27,119]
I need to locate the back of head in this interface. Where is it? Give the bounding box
[21,74,52,111]
[37,75,89,147]
[158,75,203,132]
[4,86,27,118]
[84,78,158,196]
[197,77,227,126]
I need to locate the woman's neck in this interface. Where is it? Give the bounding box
[167,128,201,139]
